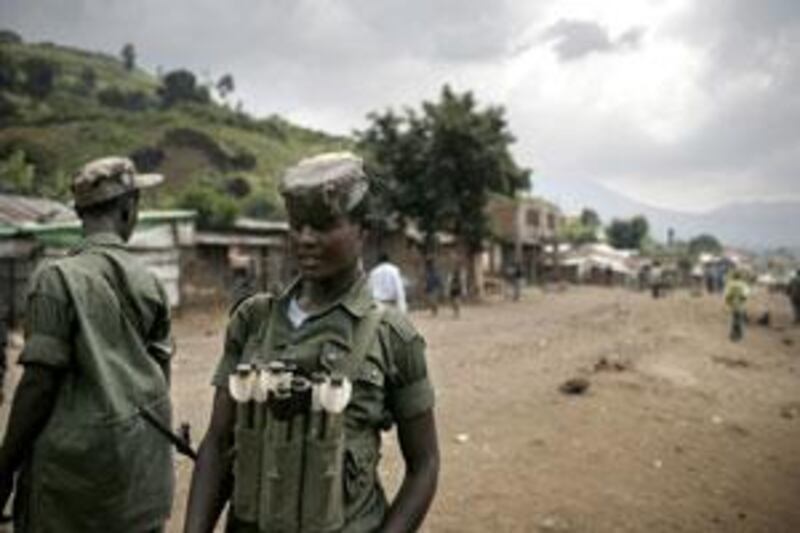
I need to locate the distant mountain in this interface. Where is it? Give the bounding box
[535,176,800,250]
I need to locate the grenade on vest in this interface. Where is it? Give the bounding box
[230,364,257,429]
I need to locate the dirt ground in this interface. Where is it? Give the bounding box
[2,285,800,532]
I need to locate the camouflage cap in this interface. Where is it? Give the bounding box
[279,152,368,216]
[72,156,163,209]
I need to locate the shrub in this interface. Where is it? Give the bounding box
[176,183,239,229]
[97,87,152,111]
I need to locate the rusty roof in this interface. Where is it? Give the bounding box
[0,194,76,227]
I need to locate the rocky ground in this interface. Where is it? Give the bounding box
[2,285,800,532]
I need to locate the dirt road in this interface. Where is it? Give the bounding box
[3,286,800,532]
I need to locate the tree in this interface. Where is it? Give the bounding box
[688,234,722,256]
[561,217,598,246]
[21,57,56,99]
[121,43,136,71]
[158,69,210,107]
[357,85,531,294]
[607,215,649,249]
[176,183,239,229]
[580,208,601,229]
[0,30,23,44]
[216,73,235,100]
[79,66,96,93]
[0,51,17,90]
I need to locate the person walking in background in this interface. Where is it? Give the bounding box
[368,251,407,313]
[447,260,465,318]
[725,269,750,342]
[509,261,523,301]
[787,269,800,325]
[424,257,443,316]
[0,156,175,532]
[650,261,664,299]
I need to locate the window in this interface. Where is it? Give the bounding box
[526,209,540,227]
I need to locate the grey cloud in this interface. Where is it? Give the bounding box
[542,20,643,62]
[2,1,800,211]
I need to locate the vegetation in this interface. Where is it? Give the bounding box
[0,37,349,228]
[120,43,135,71]
[357,85,530,292]
[688,233,723,256]
[607,215,649,250]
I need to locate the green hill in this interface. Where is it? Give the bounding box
[0,35,350,225]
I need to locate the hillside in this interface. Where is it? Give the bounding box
[0,35,350,223]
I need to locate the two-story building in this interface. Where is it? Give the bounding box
[484,193,564,283]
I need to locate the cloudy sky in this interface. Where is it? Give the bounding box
[3,0,799,212]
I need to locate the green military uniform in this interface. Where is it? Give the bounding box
[213,275,435,533]
[14,232,174,533]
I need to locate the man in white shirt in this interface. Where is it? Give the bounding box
[368,252,408,313]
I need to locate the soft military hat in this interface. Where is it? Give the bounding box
[279,152,368,216]
[72,156,163,209]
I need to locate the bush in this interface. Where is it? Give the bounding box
[0,30,23,44]
[176,183,239,229]
[97,87,152,111]
[158,69,210,107]
[21,57,57,99]
[243,195,279,219]
[0,93,18,124]
[129,146,165,172]
[0,51,17,90]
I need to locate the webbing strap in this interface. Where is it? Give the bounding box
[339,303,385,380]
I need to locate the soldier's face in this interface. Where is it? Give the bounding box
[288,204,363,281]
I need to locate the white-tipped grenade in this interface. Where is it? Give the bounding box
[320,374,352,414]
[229,364,254,403]
[310,373,328,413]
[253,367,271,403]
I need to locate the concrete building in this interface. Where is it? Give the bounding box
[484,193,565,283]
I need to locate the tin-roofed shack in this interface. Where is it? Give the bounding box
[0,194,196,323]
[184,218,291,306]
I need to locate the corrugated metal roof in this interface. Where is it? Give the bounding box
[0,194,76,227]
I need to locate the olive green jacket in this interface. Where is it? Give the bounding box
[214,275,435,532]
[15,232,174,533]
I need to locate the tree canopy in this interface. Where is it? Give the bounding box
[356,85,530,254]
[607,215,649,250]
[688,233,723,256]
[121,43,136,71]
[158,69,210,107]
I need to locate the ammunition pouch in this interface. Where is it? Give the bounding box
[233,427,262,523]
[300,433,346,532]
[231,302,385,532]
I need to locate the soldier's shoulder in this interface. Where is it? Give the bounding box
[29,258,68,292]
[379,306,422,342]
[231,291,275,319]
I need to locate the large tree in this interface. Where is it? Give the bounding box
[121,43,136,71]
[607,215,649,250]
[688,233,723,256]
[158,69,209,107]
[357,85,530,293]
